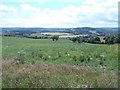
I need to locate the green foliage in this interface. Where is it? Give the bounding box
[104,34,120,44]
[71,36,101,44]
[51,36,59,41]
[70,34,120,44]
[71,37,77,43]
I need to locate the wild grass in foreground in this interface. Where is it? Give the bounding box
[2,60,118,88]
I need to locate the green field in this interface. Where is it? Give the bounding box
[2,36,118,88]
[89,30,97,34]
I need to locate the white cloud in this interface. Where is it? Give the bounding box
[0,4,16,13]
[0,0,118,27]
[37,0,47,4]
[82,0,97,5]
[20,3,39,12]
[0,4,16,18]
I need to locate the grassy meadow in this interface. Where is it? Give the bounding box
[2,36,118,88]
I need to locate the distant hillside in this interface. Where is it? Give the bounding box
[95,28,118,35]
[71,27,98,35]
[1,27,118,36]
[70,27,118,36]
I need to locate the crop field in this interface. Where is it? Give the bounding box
[30,32,82,38]
[2,36,118,88]
[40,32,73,36]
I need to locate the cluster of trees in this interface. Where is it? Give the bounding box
[70,34,120,44]
[104,34,120,44]
[70,36,101,44]
[87,37,101,44]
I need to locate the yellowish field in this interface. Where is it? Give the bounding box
[40,32,88,38]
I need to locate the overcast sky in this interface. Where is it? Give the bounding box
[0,0,119,28]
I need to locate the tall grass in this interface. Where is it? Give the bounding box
[2,60,118,88]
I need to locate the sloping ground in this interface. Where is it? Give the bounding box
[2,37,118,71]
[2,60,118,88]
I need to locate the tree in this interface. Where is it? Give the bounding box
[77,36,83,43]
[105,35,115,44]
[87,36,101,44]
[94,37,101,44]
[94,37,100,41]
[51,36,59,41]
[71,37,77,43]
[87,37,95,43]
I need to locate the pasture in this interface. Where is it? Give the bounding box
[2,36,118,88]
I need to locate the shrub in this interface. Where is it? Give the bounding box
[18,53,26,64]
[73,56,77,62]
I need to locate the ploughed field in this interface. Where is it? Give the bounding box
[2,36,118,88]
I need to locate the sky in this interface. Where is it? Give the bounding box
[0,0,119,28]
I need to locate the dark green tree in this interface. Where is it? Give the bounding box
[71,37,77,43]
[51,36,59,41]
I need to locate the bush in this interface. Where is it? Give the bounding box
[73,56,77,62]
[17,53,26,64]
[71,38,77,43]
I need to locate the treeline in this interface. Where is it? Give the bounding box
[70,34,120,44]
[25,36,50,39]
[70,36,102,44]
[3,34,59,41]
[2,34,51,39]
[3,34,15,37]
[25,35,59,41]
